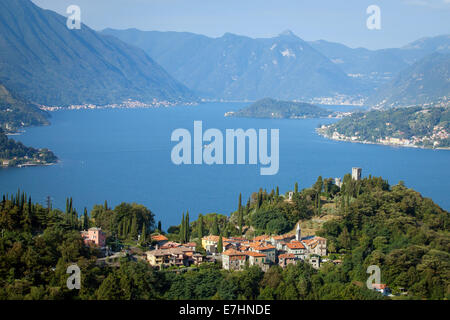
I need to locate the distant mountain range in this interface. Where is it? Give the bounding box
[102,29,362,101]
[369,53,450,108]
[0,0,447,108]
[0,0,195,107]
[309,35,450,85]
[227,98,332,119]
[103,29,450,105]
[102,29,450,106]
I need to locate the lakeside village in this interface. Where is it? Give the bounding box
[79,167,391,296]
[40,99,198,112]
[318,124,449,149]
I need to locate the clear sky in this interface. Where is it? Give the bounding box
[32,0,450,50]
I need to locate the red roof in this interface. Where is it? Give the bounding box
[222,249,246,256]
[151,234,168,241]
[246,252,266,257]
[286,242,305,249]
[253,245,275,251]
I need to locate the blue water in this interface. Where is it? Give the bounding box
[0,102,448,228]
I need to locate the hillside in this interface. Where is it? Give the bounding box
[318,106,450,149]
[0,84,49,133]
[0,128,57,166]
[0,174,448,300]
[0,0,195,106]
[101,29,360,100]
[369,53,450,108]
[227,98,332,119]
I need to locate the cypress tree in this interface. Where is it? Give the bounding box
[130,216,138,240]
[198,214,204,239]
[157,221,162,232]
[83,208,89,230]
[295,182,298,194]
[141,223,147,245]
[185,211,190,243]
[276,186,279,197]
[238,193,242,213]
[179,212,185,243]
[104,200,108,210]
[217,235,223,253]
[211,215,219,236]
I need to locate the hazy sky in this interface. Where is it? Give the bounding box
[32,0,450,49]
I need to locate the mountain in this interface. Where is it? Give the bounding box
[308,40,409,86]
[308,35,450,87]
[0,83,49,132]
[393,34,450,64]
[0,0,195,106]
[228,98,332,119]
[369,53,450,108]
[101,28,361,100]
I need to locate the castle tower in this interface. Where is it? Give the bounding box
[296,223,301,241]
[352,167,362,181]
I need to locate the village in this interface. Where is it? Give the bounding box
[80,223,330,272]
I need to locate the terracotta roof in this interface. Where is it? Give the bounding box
[278,253,295,259]
[253,235,269,241]
[151,234,168,241]
[246,252,266,257]
[286,242,305,249]
[185,242,197,247]
[253,245,275,251]
[222,249,246,256]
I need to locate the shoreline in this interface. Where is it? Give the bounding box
[316,129,450,151]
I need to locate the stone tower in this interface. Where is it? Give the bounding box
[296,223,302,241]
[352,167,362,181]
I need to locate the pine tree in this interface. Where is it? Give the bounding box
[217,235,223,253]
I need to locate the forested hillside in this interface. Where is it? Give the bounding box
[0,173,448,300]
[228,98,332,119]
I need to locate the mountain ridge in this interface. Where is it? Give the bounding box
[101,28,361,101]
[0,0,196,106]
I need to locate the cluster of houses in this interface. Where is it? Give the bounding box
[216,224,327,271]
[80,226,392,296]
[145,224,329,272]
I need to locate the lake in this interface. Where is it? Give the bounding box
[0,102,448,228]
